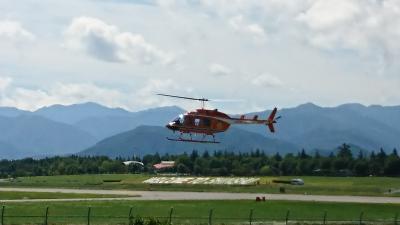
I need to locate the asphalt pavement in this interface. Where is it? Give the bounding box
[0,187,399,204]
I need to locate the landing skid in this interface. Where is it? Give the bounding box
[166,137,220,144]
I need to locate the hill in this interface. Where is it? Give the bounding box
[0,115,97,158]
[0,106,29,117]
[80,125,298,158]
[74,106,184,140]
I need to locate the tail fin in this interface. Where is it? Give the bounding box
[267,107,278,133]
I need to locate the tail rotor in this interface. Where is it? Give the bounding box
[267,108,280,133]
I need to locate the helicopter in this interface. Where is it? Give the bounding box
[158,93,281,144]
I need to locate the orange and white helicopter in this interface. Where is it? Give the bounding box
[159,94,280,144]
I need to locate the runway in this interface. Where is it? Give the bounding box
[0,187,399,204]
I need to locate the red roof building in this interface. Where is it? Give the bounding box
[153,161,175,170]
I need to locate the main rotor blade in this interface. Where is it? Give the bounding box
[211,99,244,103]
[157,93,209,102]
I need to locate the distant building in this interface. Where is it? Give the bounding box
[123,161,144,166]
[153,161,175,170]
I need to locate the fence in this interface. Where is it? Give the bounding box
[0,205,398,225]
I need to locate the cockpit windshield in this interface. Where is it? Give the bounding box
[172,114,184,124]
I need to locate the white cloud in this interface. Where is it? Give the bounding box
[64,17,175,65]
[297,0,400,57]
[0,77,12,91]
[251,74,283,88]
[1,0,400,112]
[0,78,127,110]
[0,76,193,111]
[136,79,178,106]
[297,0,361,30]
[0,20,35,41]
[208,63,231,77]
[229,15,266,41]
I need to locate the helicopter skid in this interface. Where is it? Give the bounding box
[166,137,220,144]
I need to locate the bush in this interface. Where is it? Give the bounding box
[133,217,145,225]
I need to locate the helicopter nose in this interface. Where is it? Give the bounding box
[166,122,178,131]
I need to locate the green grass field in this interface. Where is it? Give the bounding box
[2,174,400,197]
[0,191,128,200]
[1,200,399,224]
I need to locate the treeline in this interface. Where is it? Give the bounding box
[0,144,399,178]
[148,144,400,177]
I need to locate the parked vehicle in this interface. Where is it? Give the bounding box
[291,178,304,185]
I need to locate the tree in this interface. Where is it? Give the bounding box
[260,165,273,175]
[357,150,364,160]
[391,149,399,158]
[273,152,282,161]
[299,149,309,159]
[384,156,400,176]
[177,163,190,174]
[353,160,369,176]
[337,143,353,159]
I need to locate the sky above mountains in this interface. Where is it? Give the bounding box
[1,0,400,113]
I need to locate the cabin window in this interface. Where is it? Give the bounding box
[195,118,200,126]
[173,114,184,124]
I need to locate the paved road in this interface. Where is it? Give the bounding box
[0,187,399,204]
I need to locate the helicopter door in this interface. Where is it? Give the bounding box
[203,118,211,127]
[183,115,194,126]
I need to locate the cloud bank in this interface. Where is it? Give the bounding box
[64,17,175,65]
[0,20,35,41]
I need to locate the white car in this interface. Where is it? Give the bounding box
[291,178,304,185]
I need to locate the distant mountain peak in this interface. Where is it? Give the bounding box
[33,102,131,124]
[337,103,366,110]
[37,102,124,111]
[296,102,321,109]
[137,105,184,113]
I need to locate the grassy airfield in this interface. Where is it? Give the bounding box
[1,174,400,197]
[0,200,399,224]
[1,175,400,224]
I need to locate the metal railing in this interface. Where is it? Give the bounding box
[0,205,398,225]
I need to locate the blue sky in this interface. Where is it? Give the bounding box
[0,0,399,112]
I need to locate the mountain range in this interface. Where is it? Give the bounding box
[0,102,399,159]
[80,126,298,158]
[240,103,400,151]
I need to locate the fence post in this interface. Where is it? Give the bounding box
[359,211,363,225]
[394,213,398,225]
[208,209,213,225]
[87,207,91,225]
[249,209,253,225]
[323,211,327,225]
[1,206,4,225]
[285,210,290,225]
[44,206,49,225]
[128,207,133,225]
[168,207,174,225]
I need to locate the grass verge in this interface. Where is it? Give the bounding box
[0,200,399,224]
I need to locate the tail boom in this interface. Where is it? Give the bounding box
[227,107,279,133]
